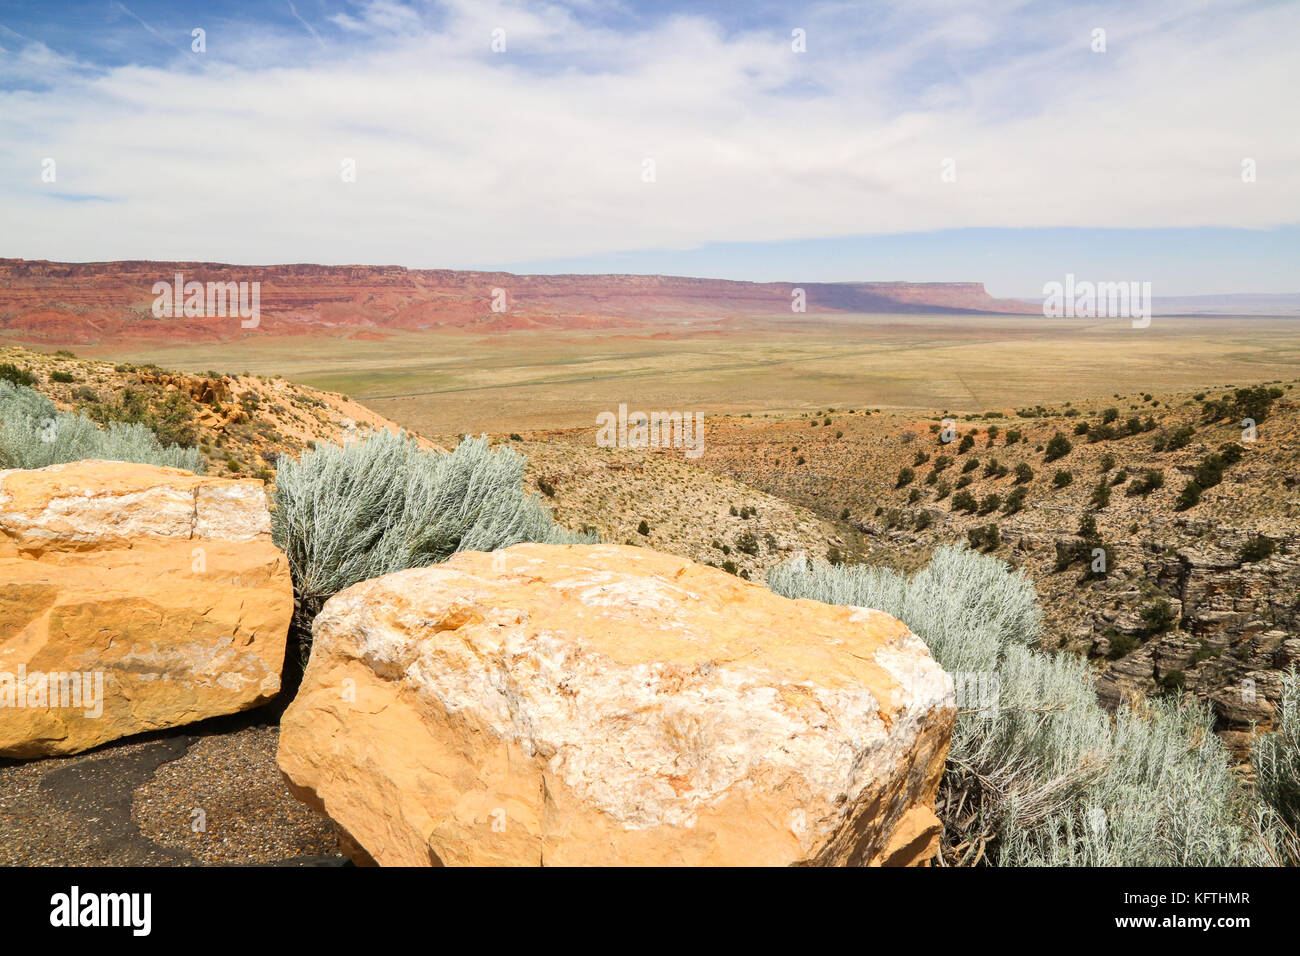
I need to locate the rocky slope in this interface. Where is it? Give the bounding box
[0,259,1038,345]
[0,344,420,479]
[666,385,1300,756]
[512,438,846,582]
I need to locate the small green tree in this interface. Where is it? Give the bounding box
[1044,433,1073,462]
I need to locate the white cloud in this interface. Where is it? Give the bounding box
[0,0,1295,267]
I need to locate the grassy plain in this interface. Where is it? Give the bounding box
[78,314,1300,436]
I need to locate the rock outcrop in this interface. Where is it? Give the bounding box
[278,543,954,866]
[0,461,291,757]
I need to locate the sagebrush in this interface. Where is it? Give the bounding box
[768,545,1281,866]
[271,429,593,610]
[0,380,204,472]
[1253,668,1300,863]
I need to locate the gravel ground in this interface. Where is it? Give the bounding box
[0,711,342,867]
[134,723,338,864]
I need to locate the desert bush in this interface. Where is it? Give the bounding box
[1175,480,1203,510]
[1089,479,1110,509]
[1219,442,1245,467]
[0,363,36,387]
[967,522,1000,551]
[1165,424,1195,450]
[1125,469,1164,496]
[1044,433,1072,462]
[1253,669,1300,863]
[1107,633,1139,660]
[768,545,1273,866]
[271,430,591,610]
[1202,386,1283,426]
[1238,536,1276,563]
[0,380,203,472]
[1052,469,1073,488]
[148,390,201,449]
[1140,599,1177,635]
[1157,669,1186,695]
[951,490,978,513]
[896,466,915,487]
[1193,452,1228,490]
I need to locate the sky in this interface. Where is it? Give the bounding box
[0,0,1296,297]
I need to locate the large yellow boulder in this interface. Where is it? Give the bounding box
[278,543,954,866]
[0,460,291,757]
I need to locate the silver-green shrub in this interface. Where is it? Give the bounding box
[0,380,204,472]
[271,428,592,604]
[768,545,1273,866]
[1253,668,1300,863]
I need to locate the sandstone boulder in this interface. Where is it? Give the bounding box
[278,543,954,866]
[0,460,291,757]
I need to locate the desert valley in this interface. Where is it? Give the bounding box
[2,260,1298,868]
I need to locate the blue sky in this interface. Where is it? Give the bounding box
[0,0,1297,295]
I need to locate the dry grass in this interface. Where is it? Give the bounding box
[67,313,1300,435]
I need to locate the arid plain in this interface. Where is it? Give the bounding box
[72,313,1300,437]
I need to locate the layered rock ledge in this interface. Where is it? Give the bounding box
[278,543,954,866]
[0,461,291,757]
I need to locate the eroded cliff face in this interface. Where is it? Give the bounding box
[278,543,956,867]
[0,258,1037,344]
[1092,537,1300,751]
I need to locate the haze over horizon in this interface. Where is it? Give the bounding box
[1,0,1297,297]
